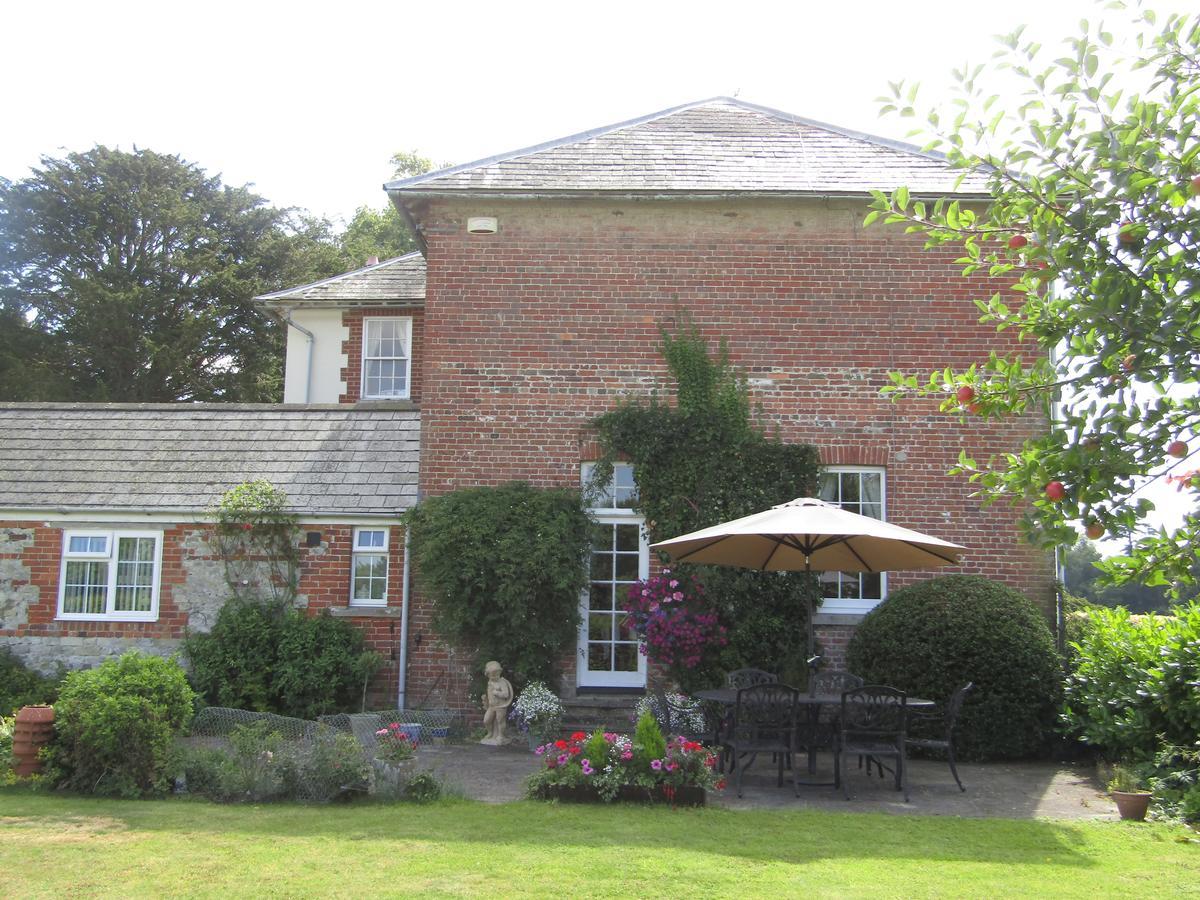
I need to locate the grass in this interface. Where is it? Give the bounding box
[1,790,1197,898]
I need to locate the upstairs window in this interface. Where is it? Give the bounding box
[350,527,389,607]
[818,467,887,613]
[582,462,639,511]
[58,530,162,621]
[362,318,412,400]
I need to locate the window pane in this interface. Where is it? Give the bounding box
[590,552,612,581]
[861,572,883,600]
[352,552,387,603]
[588,522,612,550]
[64,560,108,614]
[588,613,612,641]
[615,524,639,552]
[588,582,614,613]
[357,530,386,550]
[840,474,860,504]
[614,644,639,672]
[818,474,837,502]
[862,473,882,504]
[68,535,108,554]
[614,553,639,581]
[588,644,613,672]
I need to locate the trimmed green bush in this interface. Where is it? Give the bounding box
[45,651,195,797]
[1062,603,1200,761]
[0,648,62,717]
[406,481,592,691]
[184,599,379,720]
[846,575,1060,760]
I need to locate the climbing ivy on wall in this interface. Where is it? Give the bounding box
[214,479,301,603]
[590,316,822,687]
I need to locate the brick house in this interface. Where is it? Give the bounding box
[0,97,1055,709]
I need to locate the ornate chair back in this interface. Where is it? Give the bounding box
[839,685,907,746]
[726,668,779,690]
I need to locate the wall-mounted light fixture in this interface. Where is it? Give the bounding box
[467,216,498,235]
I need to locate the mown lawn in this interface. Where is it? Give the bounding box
[1,791,1197,898]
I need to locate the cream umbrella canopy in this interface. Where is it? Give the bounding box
[649,497,966,664]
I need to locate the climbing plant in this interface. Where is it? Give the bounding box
[214,479,301,603]
[591,316,822,688]
[405,481,592,695]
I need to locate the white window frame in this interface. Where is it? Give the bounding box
[350,527,390,607]
[818,466,888,616]
[361,317,413,400]
[57,529,163,622]
[578,463,648,688]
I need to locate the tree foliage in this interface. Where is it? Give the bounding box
[867,7,1200,588]
[0,146,348,402]
[1064,537,1199,612]
[339,150,441,266]
[405,482,592,694]
[592,317,822,687]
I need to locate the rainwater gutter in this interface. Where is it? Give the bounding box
[397,525,412,710]
[280,308,315,403]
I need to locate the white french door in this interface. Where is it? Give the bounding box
[577,513,648,688]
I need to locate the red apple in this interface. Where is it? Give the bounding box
[967,402,982,415]
[1121,354,1136,372]
[1045,481,1067,501]
[1191,175,1200,196]
[1118,221,1140,245]
[1007,234,1029,250]
[1086,521,1105,540]
[956,385,976,405]
[1167,440,1188,459]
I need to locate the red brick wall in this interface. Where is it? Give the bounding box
[340,308,425,404]
[0,520,406,708]
[405,197,1056,700]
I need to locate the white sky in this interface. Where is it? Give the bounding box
[1,0,1146,225]
[2,0,1192,542]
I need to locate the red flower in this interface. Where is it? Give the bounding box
[571,731,586,742]
[715,779,727,791]
[554,739,568,750]
[568,746,581,756]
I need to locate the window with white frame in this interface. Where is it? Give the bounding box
[58,530,163,621]
[582,461,639,510]
[350,527,389,606]
[818,467,887,614]
[361,318,412,400]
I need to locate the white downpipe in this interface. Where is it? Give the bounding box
[282,309,315,403]
[397,527,412,710]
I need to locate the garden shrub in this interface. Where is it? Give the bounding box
[406,481,592,691]
[184,599,379,720]
[1061,602,1200,761]
[0,648,63,717]
[634,711,667,763]
[846,575,1061,760]
[45,651,195,797]
[591,316,821,687]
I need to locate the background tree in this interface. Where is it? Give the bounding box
[338,150,441,265]
[0,146,345,402]
[868,6,1200,588]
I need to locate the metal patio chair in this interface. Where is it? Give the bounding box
[905,682,974,791]
[725,683,800,798]
[835,685,908,802]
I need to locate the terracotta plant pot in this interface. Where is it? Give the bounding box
[12,705,55,777]
[1111,790,1152,821]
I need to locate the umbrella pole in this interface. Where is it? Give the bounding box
[805,558,817,674]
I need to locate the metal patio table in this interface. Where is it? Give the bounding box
[696,687,934,787]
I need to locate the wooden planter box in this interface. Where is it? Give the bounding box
[535,783,706,806]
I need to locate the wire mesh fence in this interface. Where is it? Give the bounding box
[179,706,465,803]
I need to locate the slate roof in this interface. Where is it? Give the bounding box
[386,97,989,197]
[0,404,419,517]
[256,252,425,306]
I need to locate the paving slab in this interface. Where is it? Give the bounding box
[414,740,1116,819]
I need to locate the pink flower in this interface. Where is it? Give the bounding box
[651,759,663,771]
[621,751,633,760]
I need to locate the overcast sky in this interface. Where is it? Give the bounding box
[1,0,1152,225]
[2,0,1191,539]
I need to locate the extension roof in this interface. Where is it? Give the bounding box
[385,97,989,198]
[256,252,425,307]
[0,403,419,517]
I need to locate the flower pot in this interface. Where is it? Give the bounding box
[1111,790,1152,821]
[12,705,55,777]
[370,757,415,796]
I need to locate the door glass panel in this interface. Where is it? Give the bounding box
[614,644,639,672]
[588,644,613,671]
[588,582,613,613]
[590,552,612,581]
[588,614,612,641]
[614,553,639,581]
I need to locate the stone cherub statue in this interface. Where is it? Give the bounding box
[479,660,514,746]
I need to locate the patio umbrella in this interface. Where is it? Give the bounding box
[649,497,966,664]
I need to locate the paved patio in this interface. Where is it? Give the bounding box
[413,740,1116,819]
